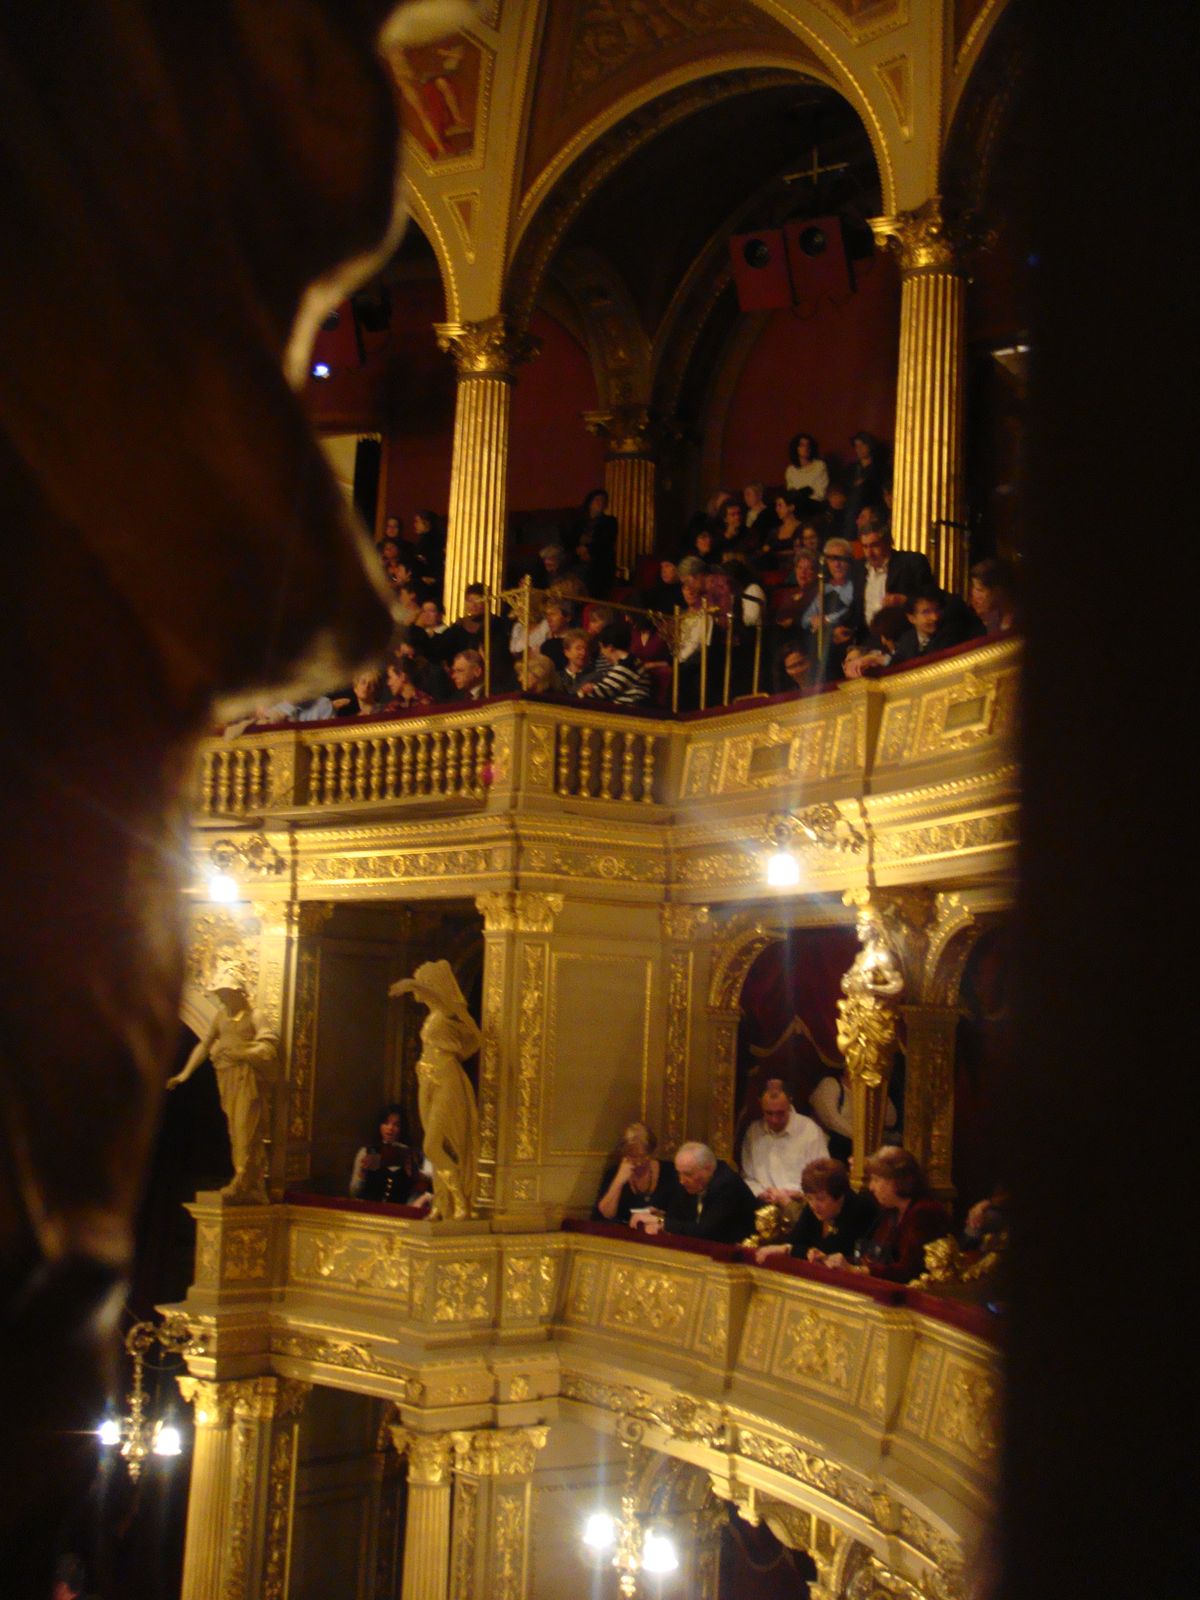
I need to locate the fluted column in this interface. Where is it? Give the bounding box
[870,198,992,594]
[391,1430,456,1600]
[177,1376,310,1600]
[436,316,540,619]
[583,403,659,571]
[899,1003,960,1201]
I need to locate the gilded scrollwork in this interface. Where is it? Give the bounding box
[492,1487,528,1600]
[869,196,995,276]
[933,1363,999,1461]
[435,314,540,379]
[223,1225,269,1282]
[450,1426,548,1478]
[605,1265,691,1336]
[502,1252,557,1320]
[434,1260,492,1322]
[515,941,547,1161]
[662,947,692,1151]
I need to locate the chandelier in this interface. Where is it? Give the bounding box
[97,1314,195,1480]
[581,1437,680,1595]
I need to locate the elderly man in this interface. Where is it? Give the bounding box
[449,648,485,701]
[639,1141,757,1243]
[740,1080,829,1207]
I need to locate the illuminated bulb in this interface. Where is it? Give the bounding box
[311,361,331,380]
[97,1418,122,1448]
[582,1512,616,1552]
[641,1531,679,1575]
[766,849,801,889]
[207,870,240,904]
[153,1423,182,1457]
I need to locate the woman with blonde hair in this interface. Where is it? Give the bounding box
[592,1122,681,1224]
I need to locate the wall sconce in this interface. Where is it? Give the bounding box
[581,1440,680,1594]
[205,833,285,904]
[98,1315,197,1480]
[764,803,866,888]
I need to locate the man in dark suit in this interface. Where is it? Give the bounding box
[890,587,985,664]
[651,1141,758,1244]
[852,517,935,639]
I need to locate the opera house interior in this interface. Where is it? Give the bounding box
[0,2,1184,1598]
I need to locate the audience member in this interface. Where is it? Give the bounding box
[718,498,749,557]
[808,1069,898,1163]
[576,488,618,596]
[765,490,804,566]
[676,557,722,709]
[578,620,651,704]
[853,516,935,630]
[689,526,718,563]
[743,481,777,539]
[349,1104,432,1207]
[516,653,560,694]
[890,587,984,664]
[798,519,824,558]
[508,604,550,660]
[539,599,576,671]
[448,649,486,701]
[638,1141,757,1244]
[844,431,889,531]
[823,1146,950,1282]
[773,550,820,633]
[583,602,614,638]
[591,1121,681,1224]
[802,538,860,676]
[643,559,683,614]
[347,668,384,716]
[841,606,910,678]
[414,598,449,657]
[754,1157,876,1265]
[969,558,1018,635]
[774,640,811,694]
[559,628,595,693]
[441,583,508,664]
[784,432,830,506]
[720,557,767,630]
[539,541,581,588]
[412,509,445,595]
[740,1079,829,1205]
[383,656,434,713]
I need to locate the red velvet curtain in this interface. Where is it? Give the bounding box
[734,929,858,1157]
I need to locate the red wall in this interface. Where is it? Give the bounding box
[509,311,606,511]
[720,251,901,491]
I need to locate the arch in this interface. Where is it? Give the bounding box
[709,911,784,1013]
[400,172,460,321]
[944,0,1017,136]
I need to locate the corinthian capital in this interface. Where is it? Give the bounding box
[583,402,657,456]
[435,314,541,379]
[869,196,994,274]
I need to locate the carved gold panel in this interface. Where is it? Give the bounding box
[432,1258,494,1323]
[929,1353,999,1466]
[600,1262,699,1345]
[502,1252,559,1321]
[739,1293,780,1372]
[565,1256,601,1323]
[288,1225,413,1307]
[773,1304,862,1395]
[693,1284,731,1364]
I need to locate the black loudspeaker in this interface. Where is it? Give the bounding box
[783,216,856,308]
[729,229,794,312]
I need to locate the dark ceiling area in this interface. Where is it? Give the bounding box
[559,80,880,336]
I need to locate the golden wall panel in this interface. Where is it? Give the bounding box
[772,1304,863,1397]
[544,951,653,1157]
[600,1261,700,1347]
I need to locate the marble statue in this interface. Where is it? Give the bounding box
[168,966,280,1204]
[389,960,481,1220]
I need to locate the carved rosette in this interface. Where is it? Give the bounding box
[869,196,994,277]
[435,315,541,382]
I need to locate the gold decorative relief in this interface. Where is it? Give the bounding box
[289,1228,412,1300]
[476,939,506,1199]
[604,1265,692,1337]
[271,1331,380,1373]
[777,1307,852,1390]
[740,1296,778,1371]
[223,1226,269,1282]
[185,910,259,999]
[288,939,320,1143]
[434,1260,492,1322]
[911,668,1014,757]
[195,1224,220,1283]
[737,1428,846,1499]
[476,891,564,933]
[516,942,547,1161]
[694,1287,729,1361]
[451,1476,478,1598]
[493,1487,528,1600]
[298,847,496,884]
[662,947,692,1151]
[526,721,555,791]
[874,808,1019,865]
[451,1426,548,1478]
[564,1,762,99]
[659,904,711,941]
[870,196,995,277]
[503,1254,557,1320]
[933,1362,999,1462]
[435,315,540,380]
[566,1257,600,1322]
[390,1429,456,1485]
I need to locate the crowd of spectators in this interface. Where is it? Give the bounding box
[586,1072,1003,1285]
[230,435,1018,731]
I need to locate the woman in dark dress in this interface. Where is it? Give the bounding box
[755,1158,875,1264]
[825,1146,951,1282]
[576,488,618,597]
[591,1122,680,1225]
[349,1104,431,1206]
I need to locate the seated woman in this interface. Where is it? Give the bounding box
[761,491,803,568]
[516,652,561,694]
[591,1122,680,1225]
[349,1104,432,1207]
[969,558,1019,635]
[824,1146,950,1282]
[383,654,434,714]
[755,1157,876,1264]
[771,550,820,632]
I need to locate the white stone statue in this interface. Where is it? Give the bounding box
[389,959,481,1220]
[168,964,279,1203]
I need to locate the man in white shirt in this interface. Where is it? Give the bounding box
[740,1079,829,1205]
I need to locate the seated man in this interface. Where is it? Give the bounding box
[755,1157,877,1265]
[449,648,486,701]
[641,1141,758,1244]
[740,1079,829,1206]
[578,619,651,704]
[809,1069,898,1164]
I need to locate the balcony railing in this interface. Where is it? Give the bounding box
[193,635,1019,821]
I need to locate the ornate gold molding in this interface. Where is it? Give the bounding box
[389,1428,457,1485]
[583,402,657,457]
[476,890,564,934]
[449,1425,548,1478]
[869,196,994,275]
[435,315,541,380]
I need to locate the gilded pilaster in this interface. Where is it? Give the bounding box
[390,1430,457,1600]
[447,1427,548,1600]
[279,901,333,1189]
[177,1376,310,1600]
[870,198,992,594]
[899,1004,959,1200]
[659,905,712,1153]
[437,317,541,618]
[475,892,563,1220]
[583,404,659,570]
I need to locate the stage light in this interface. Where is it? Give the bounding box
[582,1511,616,1552]
[206,869,240,904]
[311,361,331,380]
[766,848,802,889]
[641,1531,680,1575]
